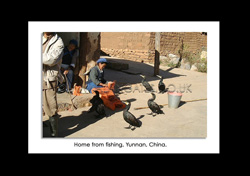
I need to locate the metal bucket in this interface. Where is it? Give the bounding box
[168,92,182,109]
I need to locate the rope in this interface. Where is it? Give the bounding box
[64,73,77,110]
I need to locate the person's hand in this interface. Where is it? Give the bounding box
[100,83,108,87]
[64,69,69,75]
[61,67,65,72]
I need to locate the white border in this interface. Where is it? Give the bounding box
[28,21,219,153]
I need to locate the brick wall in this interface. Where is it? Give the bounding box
[158,32,207,56]
[100,32,207,63]
[101,32,153,62]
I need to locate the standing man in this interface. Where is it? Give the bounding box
[42,32,64,137]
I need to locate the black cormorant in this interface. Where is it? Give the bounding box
[147,93,164,116]
[157,75,166,93]
[140,75,153,92]
[88,91,106,118]
[123,101,141,130]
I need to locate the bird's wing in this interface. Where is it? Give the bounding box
[143,82,153,90]
[149,101,161,112]
[88,104,97,113]
[153,102,164,114]
[124,111,139,126]
[91,98,104,106]
[159,84,165,91]
[97,104,106,115]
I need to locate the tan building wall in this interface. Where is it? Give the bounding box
[158,32,207,56]
[100,32,207,63]
[101,32,154,62]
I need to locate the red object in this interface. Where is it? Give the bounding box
[73,86,82,96]
[168,92,182,96]
[91,82,125,111]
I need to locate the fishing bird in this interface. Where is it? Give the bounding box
[88,91,106,118]
[157,75,166,93]
[123,101,141,130]
[148,93,164,116]
[140,75,153,92]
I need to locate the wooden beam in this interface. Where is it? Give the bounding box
[154,32,160,76]
[78,32,88,88]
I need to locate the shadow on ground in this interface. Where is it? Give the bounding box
[104,57,186,86]
[43,98,136,137]
[43,58,187,137]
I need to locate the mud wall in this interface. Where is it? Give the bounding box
[85,32,101,71]
[100,32,207,63]
[101,32,153,63]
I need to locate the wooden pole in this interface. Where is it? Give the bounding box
[154,32,160,76]
[78,32,88,88]
[133,98,207,110]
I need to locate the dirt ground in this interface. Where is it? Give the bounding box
[43,57,207,138]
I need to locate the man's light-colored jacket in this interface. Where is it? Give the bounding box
[42,34,64,86]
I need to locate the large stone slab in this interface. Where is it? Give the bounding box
[72,94,94,109]
[105,59,129,71]
[57,92,93,111]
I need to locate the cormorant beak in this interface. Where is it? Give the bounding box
[139,75,145,78]
[123,101,129,105]
[156,75,161,78]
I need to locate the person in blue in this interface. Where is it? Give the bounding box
[59,39,79,92]
[86,58,108,93]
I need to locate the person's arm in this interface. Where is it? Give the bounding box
[43,36,64,66]
[89,67,101,86]
[70,49,78,69]
[101,70,107,84]
[64,49,78,75]
[99,82,107,87]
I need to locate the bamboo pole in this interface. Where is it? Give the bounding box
[134,98,207,110]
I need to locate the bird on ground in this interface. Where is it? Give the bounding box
[157,75,166,93]
[123,101,141,130]
[88,91,106,118]
[140,75,153,92]
[147,93,164,116]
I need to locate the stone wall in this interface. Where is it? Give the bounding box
[100,32,207,63]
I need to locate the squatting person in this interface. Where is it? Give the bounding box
[86,58,108,93]
[60,39,79,92]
